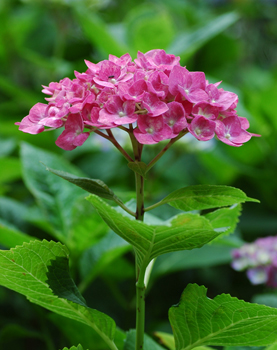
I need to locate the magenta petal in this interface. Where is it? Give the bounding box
[168,66,189,96]
[133,129,159,144]
[28,103,48,123]
[73,132,90,146]
[141,92,168,117]
[16,116,45,134]
[55,113,86,150]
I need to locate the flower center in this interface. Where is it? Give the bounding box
[146,127,154,134]
[168,120,175,126]
[225,133,231,139]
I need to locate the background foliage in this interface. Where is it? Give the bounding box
[1,0,277,349]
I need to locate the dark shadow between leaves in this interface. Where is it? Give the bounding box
[46,256,87,307]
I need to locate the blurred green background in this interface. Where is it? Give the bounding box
[1,0,277,349]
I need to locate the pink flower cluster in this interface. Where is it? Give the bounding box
[16,50,259,150]
[232,236,277,288]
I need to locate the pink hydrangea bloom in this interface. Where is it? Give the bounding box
[16,50,259,150]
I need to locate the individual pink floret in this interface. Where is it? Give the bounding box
[163,101,188,135]
[141,92,169,117]
[134,115,172,144]
[215,115,252,146]
[108,53,132,68]
[99,96,137,125]
[168,66,208,103]
[15,116,45,134]
[192,102,219,120]
[118,80,148,102]
[56,113,90,150]
[206,84,238,111]
[135,49,180,72]
[146,71,169,99]
[188,115,216,141]
[93,60,133,88]
[84,107,114,129]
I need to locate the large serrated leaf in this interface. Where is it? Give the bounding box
[0,240,117,350]
[169,284,277,350]
[154,185,258,212]
[87,195,228,270]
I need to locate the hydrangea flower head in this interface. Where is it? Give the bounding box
[16,49,259,151]
[231,236,277,287]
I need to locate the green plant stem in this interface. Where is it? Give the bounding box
[135,172,144,221]
[136,268,146,350]
[146,130,188,173]
[114,197,136,217]
[130,130,146,350]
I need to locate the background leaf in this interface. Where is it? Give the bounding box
[169,284,277,350]
[79,231,131,292]
[167,12,239,60]
[20,143,108,252]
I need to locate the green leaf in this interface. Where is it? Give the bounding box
[20,142,85,241]
[124,329,165,350]
[70,199,109,254]
[203,204,242,239]
[152,245,233,280]
[87,195,227,270]
[153,185,258,212]
[61,345,86,350]
[167,12,239,61]
[0,221,34,248]
[72,4,128,58]
[125,4,175,53]
[0,240,117,350]
[50,313,126,350]
[266,342,277,350]
[252,294,277,309]
[20,143,106,250]
[154,332,216,350]
[0,157,21,183]
[44,165,119,201]
[0,323,41,346]
[127,161,148,180]
[79,231,131,292]
[169,284,277,350]
[0,137,16,157]
[154,332,175,350]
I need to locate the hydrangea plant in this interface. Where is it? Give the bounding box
[1,50,277,350]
